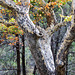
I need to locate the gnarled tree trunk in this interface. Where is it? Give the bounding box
[0,0,75,75]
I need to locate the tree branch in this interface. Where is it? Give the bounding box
[46,22,66,36]
[56,3,75,66]
[59,6,64,23]
[0,0,44,37]
[52,10,58,23]
[56,24,75,67]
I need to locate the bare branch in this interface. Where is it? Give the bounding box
[59,6,64,23]
[52,10,58,23]
[46,22,66,36]
[72,0,75,9]
[52,6,64,24]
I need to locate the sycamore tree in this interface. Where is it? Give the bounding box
[0,0,75,75]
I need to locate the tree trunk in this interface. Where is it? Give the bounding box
[16,34,21,75]
[1,0,75,75]
[56,66,65,75]
[15,6,55,74]
[22,35,26,75]
[25,32,55,75]
[56,1,75,74]
[33,65,37,75]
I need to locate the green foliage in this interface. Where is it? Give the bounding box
[60,14,72,22]
[0,24,7,32]
[13,0,20,2]
[70,42,75,51]
[14,0,17,2]
[8,26,18,34]
[57,0,72,5]
[64,15,72,22]
[9,18,15,22]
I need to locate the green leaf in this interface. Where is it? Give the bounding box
[14,0,17,2]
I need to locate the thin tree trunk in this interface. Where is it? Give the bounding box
[22,34,26,75]
[16,34,21,75]
[33,65,37,75]
[66,52,68,75]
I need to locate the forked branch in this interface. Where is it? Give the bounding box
[56,0,75,67]
[46,22,66,36]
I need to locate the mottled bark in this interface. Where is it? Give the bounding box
[26,32,55,75]
[15,0,55,74]
[0,0,75,75]
[56,0,75,74]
